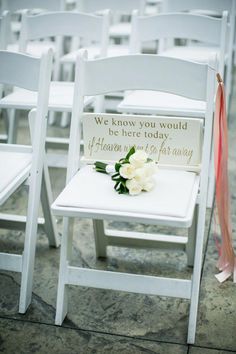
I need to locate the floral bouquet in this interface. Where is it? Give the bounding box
[94,147,157,195]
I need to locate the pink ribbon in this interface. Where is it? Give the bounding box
[214,73,236,283]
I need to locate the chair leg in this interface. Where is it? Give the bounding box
[225,63,232,113]
[55,217,74,325]
[186,205,198,267]
[60,63,74,128]
[207,158,215,209]
[19,177,43,313]
[187,203,206,344]
[7,109,18,144]
[41,163,60,248]
[60,112,71,128]
[93,219,108,258]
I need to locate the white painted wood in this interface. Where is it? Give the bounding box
[186,205,198,266]
[120,10,227,209]
[67,267,192,299]
[0,213,45,231]
[3,10,109,140]
[162,0,235,106]
[53,52,216,344]
[93,219,108,257]
[0,83,93,112]
[55,218,72,325]
[1,0,64,12]
[0,253,22,272]
[82,54,208,100]
[187,58,216,344]
[19,12,109,48]
[0,144,32,205]
[0,50,58,314]
[0,11,10,50]
[78,0,146,13]
[106,229,187,250]
[0,51,40,91]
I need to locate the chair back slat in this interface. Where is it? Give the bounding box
[21,11,109,41]
[81,54,209,101]
[0,51,40,91]
[1,0,64,12]
[135,12,225,45]
[163,0,233,14]
[0,11,10,50]
[78,0,146,14]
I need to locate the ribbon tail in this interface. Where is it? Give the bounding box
[214,75,236,283]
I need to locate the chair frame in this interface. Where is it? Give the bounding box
[162,0,235,107]
[0,50,59,313]
[119,10,227,209]
[52,51,216,344]
[1,10,110,165]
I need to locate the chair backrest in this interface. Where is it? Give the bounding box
[162,0,233,14]
[162,0,235,76]
[0,11,10,50]
[77,0,146,15]
[0,49,53,145]
[130,10,227,76]
[1,0,65,12]
[67,51,216,201]
[19,11,110,57]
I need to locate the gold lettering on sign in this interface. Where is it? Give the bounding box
[84,114,200,166]
[88,137,122,156]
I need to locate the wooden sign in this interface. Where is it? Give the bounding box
[82,113,203,168]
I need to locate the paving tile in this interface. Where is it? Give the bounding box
[189,347,235,354]
[0,317,188,354]
[0,70,235,353]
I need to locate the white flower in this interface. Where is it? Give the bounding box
[126,178,142,195]
[119,163,136,179]
[144,161,157,177]
[134,167,147,183]
[129,150,148,168]
[142,177,155,192]
[105,164,115,174]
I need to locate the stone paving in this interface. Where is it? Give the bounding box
[0,71,235,353]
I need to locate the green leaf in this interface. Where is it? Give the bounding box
[125,146,135,160]
[115,162,121,172]
[94,161,108,173]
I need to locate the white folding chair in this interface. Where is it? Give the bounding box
[118,11,227,208]
[0,10,110,158]
[1,0,65,58]
[77,0,146,43]
[0,50,60,313]
[161,0,235,108]
[119,11,227,116]
[59,0,146,119]
[51,51,216,344]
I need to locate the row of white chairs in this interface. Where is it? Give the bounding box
[0,5,233,138]
[0,5,231,210]
[0,0,234,345]
[0,46,217,344]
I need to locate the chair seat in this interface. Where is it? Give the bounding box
[109,23,131,38]
[118,90,206,117]
[60,45,129,63]
[0,148,32,205]
[161,45,220,63]
[0,82,93,112]
[52,165,199,227]
[7,41,56,57]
